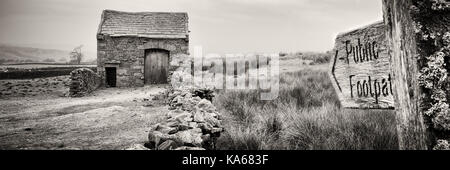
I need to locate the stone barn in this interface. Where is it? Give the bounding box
[96,10,189,87]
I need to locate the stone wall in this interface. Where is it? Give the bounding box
[97,35,189,87]
[69,68,101,97]
[145,52,223,150]
[147,88,223,150]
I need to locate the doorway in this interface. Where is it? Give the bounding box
[105,67,116,87]
[145,49,169,84]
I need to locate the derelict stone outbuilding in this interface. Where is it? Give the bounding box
[97,10,189,87]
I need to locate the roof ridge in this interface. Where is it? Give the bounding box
[103,9,188,15]
[98,9,189,39]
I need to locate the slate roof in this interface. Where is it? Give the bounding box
[97,10,189,39]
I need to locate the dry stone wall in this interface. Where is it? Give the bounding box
[69,68,101,97]
[147,88,223,150]
[146,53,224,150]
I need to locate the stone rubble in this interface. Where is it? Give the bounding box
[69,68,101,97]
[147,88,224,150]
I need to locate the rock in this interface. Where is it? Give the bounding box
[170,94,202,111]
[184,92,193,98]
[167,109,186,118]
[171,112,193,122]
[204,114,221,127]
[172,91,181,97]
[148,131,157,144]
[189,122,198,128]
[166,120,180,128]
[144,142,156,149]
[155,125,178,135]
[193,111,205,123]
[150,123,161,131]
[155,131,182,146]
[157,140,180,150]
[211,128,223,134]
[125,144,150,150]
[196,99,216,113]
[198,123,213,133]
[201,134,211,142]
[149,131,167,146]
[178,122,191,131]
[174,146,206,150]
[193,89,215,102]
[175,128,203,147]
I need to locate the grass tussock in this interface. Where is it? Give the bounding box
[214,69,398,150]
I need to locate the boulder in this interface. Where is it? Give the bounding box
[196,99,216,113]
[193,111,205,123]
[189,122,198,129]
[166,120,181,128]
[155,124,178,135]
[157,140,180,150]
[149,131,177,146]
[177,122,192,131]
[198,123,213,133]
[175,128,203,147]
[172,112,193,122]
[204,114,221,127]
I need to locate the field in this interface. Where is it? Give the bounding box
[212,58,398,150]
[0,55,399,150]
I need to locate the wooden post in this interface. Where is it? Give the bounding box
[382,0,450,150]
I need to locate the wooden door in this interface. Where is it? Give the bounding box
[145,49,169,84]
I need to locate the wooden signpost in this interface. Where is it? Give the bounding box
[330,0,449,150]
[382,0,449,150]
[329,21,395,109]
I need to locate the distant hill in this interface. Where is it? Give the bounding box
[0,44,71,63]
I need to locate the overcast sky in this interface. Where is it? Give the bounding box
[0,0,382,56]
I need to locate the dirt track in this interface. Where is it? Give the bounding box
[0,86,167,150]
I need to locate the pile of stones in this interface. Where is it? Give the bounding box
[69,68,101,97]
[147,88,223,150]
